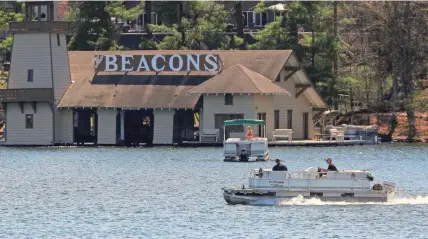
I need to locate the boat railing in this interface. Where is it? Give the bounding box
[250,169,371,190]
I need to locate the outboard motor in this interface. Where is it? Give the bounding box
[239,149,249,162]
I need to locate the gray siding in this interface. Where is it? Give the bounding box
[97,109,117,145]
[50,33,71,102]
[153,109,174,144]
[6,102,53,145]
[273,67,315,139]
[8,33,53,89]
[202,95,255,131]
[56,108,73,144]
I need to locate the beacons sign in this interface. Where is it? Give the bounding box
[93,54,221,72]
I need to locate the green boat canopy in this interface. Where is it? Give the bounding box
[223,119,265,126]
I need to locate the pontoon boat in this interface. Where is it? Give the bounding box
[222,167,396,204]
[223,119,269,162]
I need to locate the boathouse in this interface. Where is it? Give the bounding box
[0,1,327,146]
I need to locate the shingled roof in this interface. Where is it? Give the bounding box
[187,64,290,95]
[58,50,293,109]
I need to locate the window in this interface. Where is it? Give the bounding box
[243,11,254,27]
[257,113,266,137]
[25,114,33,129]
[287,110,292,129]
[56,33,60,46]
[27,69,33,82]
[255,12,267,26]
[274,110,280,129]
[225,94,233,105]
[139,12,159,26]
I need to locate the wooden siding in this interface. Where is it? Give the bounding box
[50,33,71,102]
[253,95,275,139]
[273,67,314,140]
[201,95,255,131]
[153,109,174,144]
[8,33,53,89]
[97,109,117,145]
[55,108,73,144]
[5,102,53,145]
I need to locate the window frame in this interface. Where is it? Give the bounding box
[274,110,280,129]
[27,69,33,82]
[25,114,34,129]
[287,109,293,129]
[225,93,234,105]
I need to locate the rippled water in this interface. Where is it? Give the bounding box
[0,143,427,238]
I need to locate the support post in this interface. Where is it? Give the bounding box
[120,110,125,141]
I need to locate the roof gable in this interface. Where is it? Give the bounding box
[187,64,290,95]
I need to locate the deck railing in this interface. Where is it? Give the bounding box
[0,88,53,102]
[9,21,71,33]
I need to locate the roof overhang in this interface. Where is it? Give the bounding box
[285,53,328,109]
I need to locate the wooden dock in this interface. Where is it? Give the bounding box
[179,139,374,147]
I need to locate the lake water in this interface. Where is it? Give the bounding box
[0,143,427,238]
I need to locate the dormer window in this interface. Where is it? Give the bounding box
[225,93,233,105]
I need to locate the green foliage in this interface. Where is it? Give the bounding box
[0,35,13,55]
[0,9,23,64]
[254,1,266,14]
[413,90,428,112]
[153,1,231,50]
[105,1,144,21]
[249,17,289,50]
[68,1,144,51]
[0,10,23,30]
[67,1,117,51]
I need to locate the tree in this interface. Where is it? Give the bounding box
[356,2,428,141]
[234,1,245,49]
[0,6,23,76]
[67,1,144,51]
[149,1,231,50]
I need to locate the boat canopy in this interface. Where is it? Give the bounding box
[224,119,265,126]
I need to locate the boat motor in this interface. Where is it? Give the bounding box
[239,149,249,162]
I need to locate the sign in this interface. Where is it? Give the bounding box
[93,54,221,73]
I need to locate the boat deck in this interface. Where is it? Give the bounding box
[180,139,373,147]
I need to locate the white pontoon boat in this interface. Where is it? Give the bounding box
[223,167,396,204]
[223,119,269,162]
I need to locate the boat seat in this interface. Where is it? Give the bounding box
[303,167,318,179]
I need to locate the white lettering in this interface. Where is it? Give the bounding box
[105,55,118,72]
[121,55,134,72]
[137,56,150,71]
[204,54,219,71]
[152,54,166,72]
[186,54,200,71]
[169,54,183,72]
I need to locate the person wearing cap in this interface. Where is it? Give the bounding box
[325,158,338,171]
[272,159,288,171]
[318,157,338,177]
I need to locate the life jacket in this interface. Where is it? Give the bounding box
[246,127,254,140]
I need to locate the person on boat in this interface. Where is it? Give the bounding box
[325,158,338,171]
[246,126,254,140]
[272,159,288,171]
[318,158,338,177]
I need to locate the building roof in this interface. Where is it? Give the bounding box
[58,50,293,109]
[187,64,290,95]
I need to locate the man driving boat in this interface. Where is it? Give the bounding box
[318,157,337,177]
[272,159,288,171]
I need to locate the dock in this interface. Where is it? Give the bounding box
[179,139,375,147]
